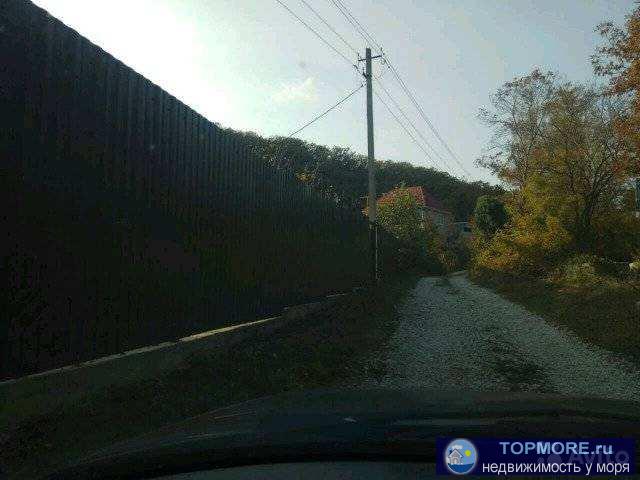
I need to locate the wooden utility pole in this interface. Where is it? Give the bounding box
[362,47,382,284]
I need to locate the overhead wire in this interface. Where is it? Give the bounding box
[271,82,364,175]
[374,90,437,169]
[299,0,359,57]
[328,0,382,53]
[324,0,471,178]
[287,83,364,137]
[275,0,359,72]
[384,60,471,177]
[375,77,454,173]
[273,0,365,165]
[277,0,471,178]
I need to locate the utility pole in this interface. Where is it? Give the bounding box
[360,47,382,284]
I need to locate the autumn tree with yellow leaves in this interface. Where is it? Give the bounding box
[594,5,640,160]
[473,69,639,276]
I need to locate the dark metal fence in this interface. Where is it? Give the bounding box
[0,0,406,380]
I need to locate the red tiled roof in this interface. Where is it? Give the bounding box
[377,186,450,213]
[422,189,448,212]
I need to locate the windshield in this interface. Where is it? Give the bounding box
[2,0,639,479]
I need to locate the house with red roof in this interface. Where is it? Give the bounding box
[376,186,454,237]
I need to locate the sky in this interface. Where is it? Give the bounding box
[32,0,633,184]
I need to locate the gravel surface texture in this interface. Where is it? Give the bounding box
[359,272,640,400]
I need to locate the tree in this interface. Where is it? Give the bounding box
[593,6,640,158]
[477,71,634,251]
[377,187,448,272]
[534,85,632,248]
[478,69,558,189]
[250,134,501,221]
[377,187,424,245]
[473,195,508,236]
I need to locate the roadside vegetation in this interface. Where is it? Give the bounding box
[377,186,458,273]
[237,132,502,222]
[0,275,416,480]
[469,5,640,363]
[474,263,640,364]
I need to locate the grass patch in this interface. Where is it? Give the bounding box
[470,270,640,365]
[0,274,417,480]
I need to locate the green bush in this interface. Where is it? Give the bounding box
[377,186,452,275]
[473,195,509,237]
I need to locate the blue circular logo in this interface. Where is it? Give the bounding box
[445,438,478,475]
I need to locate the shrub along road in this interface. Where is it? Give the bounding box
[357,272,640,400]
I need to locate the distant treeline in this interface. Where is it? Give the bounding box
[229,130,504,222]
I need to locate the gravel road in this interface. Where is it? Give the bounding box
[359,272,640,400]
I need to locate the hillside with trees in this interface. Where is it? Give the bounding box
[232,131,502,222]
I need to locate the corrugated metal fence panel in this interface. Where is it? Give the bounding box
[1,0,373,380]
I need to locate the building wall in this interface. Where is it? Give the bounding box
[422,207,453,236]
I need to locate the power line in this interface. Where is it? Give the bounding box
[375,77,455,174]
[328,0,382,53]
[374,90,437,169]
[376,77,450,171]
[270,83,363,180]
[325,0,471,177]
[299,0,359,56]
[328,0,372,50]
[335,0,382,50]
[275,0,358,71]
[384,59,471,177]
[278,0,472,178]
[288,83,364,137]
[337,0,383,52]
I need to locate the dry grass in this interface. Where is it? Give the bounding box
[471,270,640,366]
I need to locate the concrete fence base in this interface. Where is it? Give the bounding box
[0,291,357,387]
